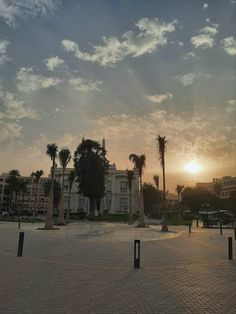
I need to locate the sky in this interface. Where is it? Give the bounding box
[0,0,235,192]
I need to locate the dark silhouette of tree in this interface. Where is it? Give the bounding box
[176,184,185,202]
[127,169,134,224]
[153,174,160,202]
[143,182,159,217]
[6,169,21,211]
[129,154,146,227]
[157,135,168,232]
[45,143,58,229]
[66,169,75,225]
[58,148,71,225]
[74,139,109,216]
[31,170,44,224]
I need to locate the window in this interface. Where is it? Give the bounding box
[120,181,128,193]
[106,181,112,193]
[119,198,128,212]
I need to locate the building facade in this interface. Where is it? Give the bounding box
[196,176,236,199]
[54,164,139,215]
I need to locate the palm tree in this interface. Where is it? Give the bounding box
[157,135,168,232]
[66,169,75,225]
[17,178,28,229]
[129,154,146,227]
[6,169,21,211]
[58,148,71,225]
[31,170,44,224]
[44,143,58,230]
[127,169,134,225]
[176,185,185,202]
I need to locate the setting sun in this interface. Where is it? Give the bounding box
[184,160,203,174]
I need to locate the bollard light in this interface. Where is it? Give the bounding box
[134,240,140,268]
[228,237,233,260]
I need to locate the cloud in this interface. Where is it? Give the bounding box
[230,0,236,5]
[221,37,236,55]
[62,18,177,66]
[178,73,198,86]
[147,93,173,104]
[44,56,64,71]
[227,99,236,105]
[0,39,10,65]
[16,67,62,92]
[203,3,208,10]
[184,52,197,59]
[0,121,22,142]
[69,76,102,91]
[191,24,218,49]
[0,0,62,27]
[0,88,38,121]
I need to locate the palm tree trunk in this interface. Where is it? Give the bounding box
[58,170,65,225]
[44,163,55,230]
[161,165,168,231]
[128,188,132,225]
[66,188,71,224]
[138,175,145,227]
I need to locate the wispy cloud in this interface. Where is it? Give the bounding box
[203,3,208,10]
[147,93,173,104]
[44,56,64,71]
[62,18,177,66]
[0,39,10,65]
[69,76,102,92]
[16,67,62,93]
[221,37,236,55]
[183,52,197,59]
[191,24,218,49]
[0,0,62,27]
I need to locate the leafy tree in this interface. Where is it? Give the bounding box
[58,148,71,225]
[31,170,44,224]
[74,139,109,216]
[66,169,75,224]
[181,186,219,213]
[127,169,134,224]
[157,135,168,231]
[143,182,159,217]
[129,154,146,227]
[45,143,58,229]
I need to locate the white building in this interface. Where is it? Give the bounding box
[54,163,139,215]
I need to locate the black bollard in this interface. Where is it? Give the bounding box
[196,217,199,228]
[220,224,223,235]
[234,228,236,241]
[228,237,233,260]
[17,232,25,257]
[189,223,191,233]
[134,240,140,268]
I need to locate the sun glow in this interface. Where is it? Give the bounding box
[184,160,203,174]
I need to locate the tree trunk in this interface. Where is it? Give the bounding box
[128,188,132,225]
[161,164,168,232]
[58,169,65,225]
[138,175,145,227]
[66,188,71,225]
[89,198,95,216]
[44,163,55,229]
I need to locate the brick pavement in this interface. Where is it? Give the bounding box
[0,221,236,313]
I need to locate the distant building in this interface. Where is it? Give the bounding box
[54,163,139,215]
[166,193,178,206]
[196,176,236,199]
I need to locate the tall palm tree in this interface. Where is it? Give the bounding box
[44,143,58,230]
[31,170,44,224]
[6,169,21,212]
[129,154,146,227]
[58,148,71,225]
[17,178,28,229]
[66,169,75,225]
[157,135,168,232]
[176,184,185,202]
[127,169,134,225]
